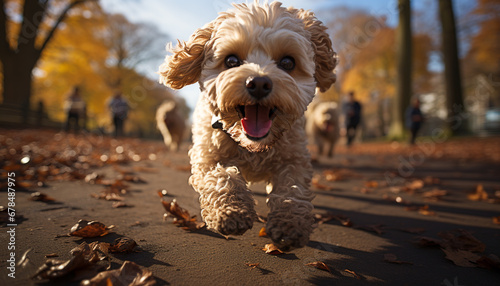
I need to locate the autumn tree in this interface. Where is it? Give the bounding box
[0,0,96,118]
[33,6,180,136]
[463,0,500,106]
[103,13,166,90]
[439,0,468,135]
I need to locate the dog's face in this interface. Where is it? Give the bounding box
[159,2,337,152]
[316,103,338,133]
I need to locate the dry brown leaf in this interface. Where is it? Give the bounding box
[441,247,481,267]
[364,181,379,188]
[476,254,500,270]
[467,184,489,201]
[29,192,56,202]
[306,261,331,273]
[383,253,413,265]
[259,227,267,237]
[418,205,436,216]
[262,244,283,255]
[416,236,442,248]
[422,189,448,201]
[357,224,384,235]
[80,260,156,286]
[245,263,260,270]
[108,237,137,253]
[438,229,485,253]
[423,176,441,185]
[344,268,364,280]
[32,242,110,281]
[311,175,333,191]
[160,199,205,231]
[112,201,130,208]
[314,213,352,227]
[69,220,109,238]
[493,216,500,225]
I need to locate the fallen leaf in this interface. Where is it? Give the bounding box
[364,181,379,188]
[29,192,56,202]
[108,237,137,253]
[262,244,283,255]
[438,229,485,253]
[80,260,156,286]
[70,220,109,238]
[314,213,352,227]
[423,176,441,185]
[476,254,500,270]
[415,236,442,248]
[245,263,260,270]
[383,253,413,265]
[418,205,436,216]
[493,216,500,225]
[422,189,448,201]
[306,261,331,273]
[344,268,364,280]
[32,242,110,281]
[357,224,385,235]
[112,202,130,208]
[467,184,489,201]
[259,227,267,237]
[312,175,333,190]
[160,199,205,231]
[441,247,481,267]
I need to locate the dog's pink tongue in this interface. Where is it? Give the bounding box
[241,105,272,138]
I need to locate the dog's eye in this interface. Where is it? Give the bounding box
[225,55,241,68]
[278,56,295,71]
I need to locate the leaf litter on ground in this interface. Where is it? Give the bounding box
[70,220,109,238]
[158,191,205,231]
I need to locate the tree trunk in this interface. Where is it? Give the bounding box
[1,55,34,120]
[439,0,468,135]
[389,0,412,139]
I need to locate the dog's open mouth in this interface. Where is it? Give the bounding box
[237,105,277,140]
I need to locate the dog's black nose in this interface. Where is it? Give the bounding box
[246,76,272,99]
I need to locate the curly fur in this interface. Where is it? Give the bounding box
[306,101,340,158]
[159,1,336,249]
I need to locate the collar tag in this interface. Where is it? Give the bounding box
[211,115,223,129]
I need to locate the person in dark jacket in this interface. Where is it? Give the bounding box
[344,91,362,146]
[405,98,424,145]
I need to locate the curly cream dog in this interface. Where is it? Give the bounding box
[156,100,186,152]
[159,1,336,249]
[306,101,339,158]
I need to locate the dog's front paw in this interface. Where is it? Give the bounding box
[266,204,314,250]
[204,207,256,236]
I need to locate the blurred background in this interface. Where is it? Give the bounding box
[0,0,498,140]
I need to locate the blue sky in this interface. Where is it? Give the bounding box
[100,0,475,110]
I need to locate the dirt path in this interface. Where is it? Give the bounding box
[1,130,499,285]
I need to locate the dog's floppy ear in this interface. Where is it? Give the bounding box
[292,9,337,92]
[159,23,214,89]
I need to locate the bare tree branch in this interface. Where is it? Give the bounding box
[35,0,97,62]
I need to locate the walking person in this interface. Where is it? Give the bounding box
[344,91,362,146]
[63,86,86,133]
[406,97,424,145]
[108,92,130,137]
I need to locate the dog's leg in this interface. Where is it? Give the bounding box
[266,159,315,249]
[327,140,334,158]
[189,163,256,236]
